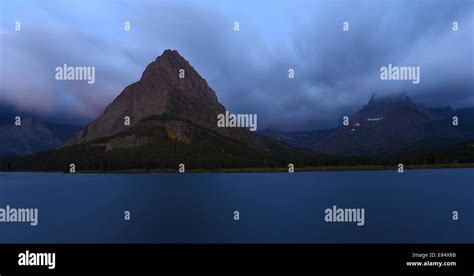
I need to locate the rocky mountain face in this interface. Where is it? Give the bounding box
[311,94,473,156]
[260,128,335,150]
[70,50,233,144]
[68,49,294,157]
[0,117,63,157]
[69,50,222,144]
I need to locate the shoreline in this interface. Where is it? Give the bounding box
[1,163,474,174]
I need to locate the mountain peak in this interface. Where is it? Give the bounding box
[368,93,411,105]
[313,92,431,155]
[69,50,225,145]
[360,93,417,119]
[154,49,190,67]
[158,49,185,62]
[140,49,191,82]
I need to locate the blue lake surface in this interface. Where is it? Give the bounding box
[0,169,472,243]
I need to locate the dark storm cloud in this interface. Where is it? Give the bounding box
[0,0,472,130]
[278,1,474,128]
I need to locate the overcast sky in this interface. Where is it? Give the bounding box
[0,0,473,130]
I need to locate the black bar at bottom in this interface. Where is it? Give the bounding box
[0,244,472,273]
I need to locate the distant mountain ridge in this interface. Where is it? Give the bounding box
[263,94,474,156]
[0,117,82,157]
[260,128,334,149]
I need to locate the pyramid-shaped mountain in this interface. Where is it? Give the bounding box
[69,50,299,151]
[69,50,228,144]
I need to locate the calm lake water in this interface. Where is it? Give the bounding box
[0,169,472,243]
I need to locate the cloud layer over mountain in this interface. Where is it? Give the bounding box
[1,0,472,130]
